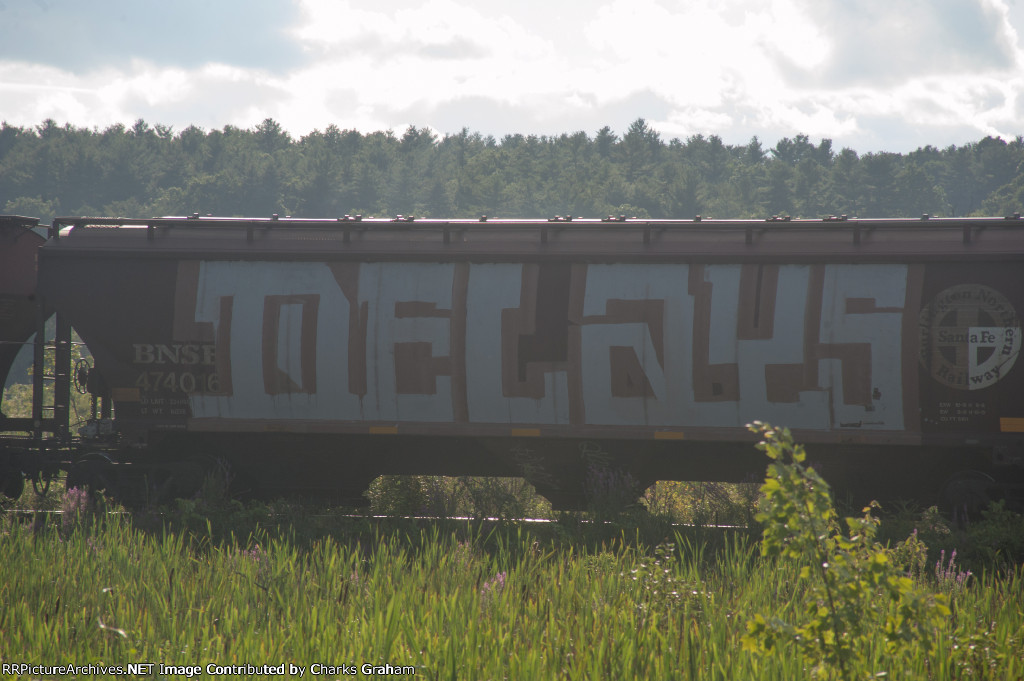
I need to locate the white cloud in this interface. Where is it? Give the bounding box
[792,0,1019,88]
[0,0,1022,151]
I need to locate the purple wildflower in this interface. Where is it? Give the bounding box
[481,571,507,607]
[935,548,973,596]
[61,487,92,532]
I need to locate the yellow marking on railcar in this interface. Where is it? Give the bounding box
[1000,417,1024,432]
[654,431,685,440]
[369,426,399,435]
[111,387,140,402]
[510,428,541,437]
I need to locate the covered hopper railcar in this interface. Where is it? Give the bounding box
[3,213,1024,509]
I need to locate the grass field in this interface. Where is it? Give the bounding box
[1,511,1021,679]
[1,426,1022,679]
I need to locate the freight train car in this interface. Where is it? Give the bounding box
[2,213,1024,510]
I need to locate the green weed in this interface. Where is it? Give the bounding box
[742,421,952,680]
[741,421,1019,675]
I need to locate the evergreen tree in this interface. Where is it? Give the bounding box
[0,117,1021,222]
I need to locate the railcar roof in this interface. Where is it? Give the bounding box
[35,213,1024,263]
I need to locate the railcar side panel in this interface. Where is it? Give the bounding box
[43,256,1015,444]
[25,216,1024,507]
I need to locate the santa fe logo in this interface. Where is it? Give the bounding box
[919,284,1021,391]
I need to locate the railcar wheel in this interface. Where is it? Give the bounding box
[66,453,120,503]
[130,456,235,508]
[2,468,24,500]
[187,456,235,503]
[941,470,996,522]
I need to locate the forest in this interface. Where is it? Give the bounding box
[2,117,1024,223]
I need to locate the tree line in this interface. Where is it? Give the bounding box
[2,117,1023,223]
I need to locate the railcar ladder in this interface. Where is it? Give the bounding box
[29,304,72,443]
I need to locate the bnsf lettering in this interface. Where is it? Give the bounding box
[133,343,216,366]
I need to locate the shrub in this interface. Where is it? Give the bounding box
[742,422,951,680]
[964,499,1024,569]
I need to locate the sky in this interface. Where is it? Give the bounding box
[1,0,1024,153]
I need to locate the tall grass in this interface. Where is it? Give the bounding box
[1,506,1021,679]
[2,422,1023,678]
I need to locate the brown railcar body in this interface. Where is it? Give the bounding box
[4,214,1024,509]
[0,218,43,393]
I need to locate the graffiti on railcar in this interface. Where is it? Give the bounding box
[152,260,921,432]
